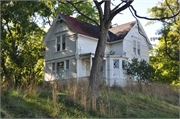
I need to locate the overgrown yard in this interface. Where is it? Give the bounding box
[1,81,179,118]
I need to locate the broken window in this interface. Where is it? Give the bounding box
[113,59,119,69]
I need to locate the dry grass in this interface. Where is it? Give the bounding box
[1,78,179,118]
[125,82,179,96]
[48,79,179,118]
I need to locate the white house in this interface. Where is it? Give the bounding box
[41,13,153,87]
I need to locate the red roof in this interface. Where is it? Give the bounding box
[60,13,136,42]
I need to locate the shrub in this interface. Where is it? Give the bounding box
[125,58,155,83]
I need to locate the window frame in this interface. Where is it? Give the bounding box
[113,59,119,69]
[56,36,61,52]
[137,41,141,56]
[122,60,127,70]
[133,40,141,56]
[55,34,66,52]
[56,61,64,78]
[133,40,136,55]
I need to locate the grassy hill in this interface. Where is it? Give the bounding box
[1,80,179,118]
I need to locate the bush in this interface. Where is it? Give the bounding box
[125,58,155,83]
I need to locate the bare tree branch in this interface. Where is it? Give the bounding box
[66,1,100,27]
[129,4,180,21]
[94,1,103,23]
[111,1,124,13]
[94,1,104,5]
[128,7,152,45]
[107,1,134,26]
[47,16,52,26]
[58,0,83,5]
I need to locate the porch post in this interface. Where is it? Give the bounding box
[90,54,92,70]
[76,59,80,83]
[105,59,107,81]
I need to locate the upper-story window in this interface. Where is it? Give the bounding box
[133,40,141,56]
[62,35,66,50]
[137,42,140,56]
[56,34,66,52]
[57,36,61,51]
[133,41,136,55]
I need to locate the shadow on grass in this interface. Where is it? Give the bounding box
[1,90,100,118]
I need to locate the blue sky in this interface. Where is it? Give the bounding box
[111,0,162,45]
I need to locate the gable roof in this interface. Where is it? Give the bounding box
[60,13,136,42]
[109,20,137,40]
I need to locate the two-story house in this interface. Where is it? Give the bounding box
[41,13,152,87]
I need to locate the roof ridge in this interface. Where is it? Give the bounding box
[59,13,136,42]
[110,20,137,29]
[59,13,98,27]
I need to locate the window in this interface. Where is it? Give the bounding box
[133,41,136,55]
[66,60,69,69]
[137,42,140,56]
[56,34,66,52]
[133,41,141,56]
[62,34,66,50]
[52,63,55,72]
[57,62,64,78]
[122,60,127,69]
[57,36,60,51]
[113,59,119,69]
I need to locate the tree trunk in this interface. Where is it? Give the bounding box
[87,1,111,99]
[88,25,109,99]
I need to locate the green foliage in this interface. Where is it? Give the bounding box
[1,1,51,86]
[125,58,155,83]
[147,0,179,84]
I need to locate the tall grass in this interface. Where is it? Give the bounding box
[1,78,179,118]
[50,79,179,118]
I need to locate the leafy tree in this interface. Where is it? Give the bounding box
[125,58,155,84]
[1,1,51,88]
[147,0,179,84]
[57,0,179,99]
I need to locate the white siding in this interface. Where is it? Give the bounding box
[123,26,150,63]
[109,41,123,55]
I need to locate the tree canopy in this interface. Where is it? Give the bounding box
[1,1,52,88]
[147,0,179,84]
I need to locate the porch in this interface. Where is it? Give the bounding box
[76,53,106,81]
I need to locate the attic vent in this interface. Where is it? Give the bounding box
[58,16,63,23]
